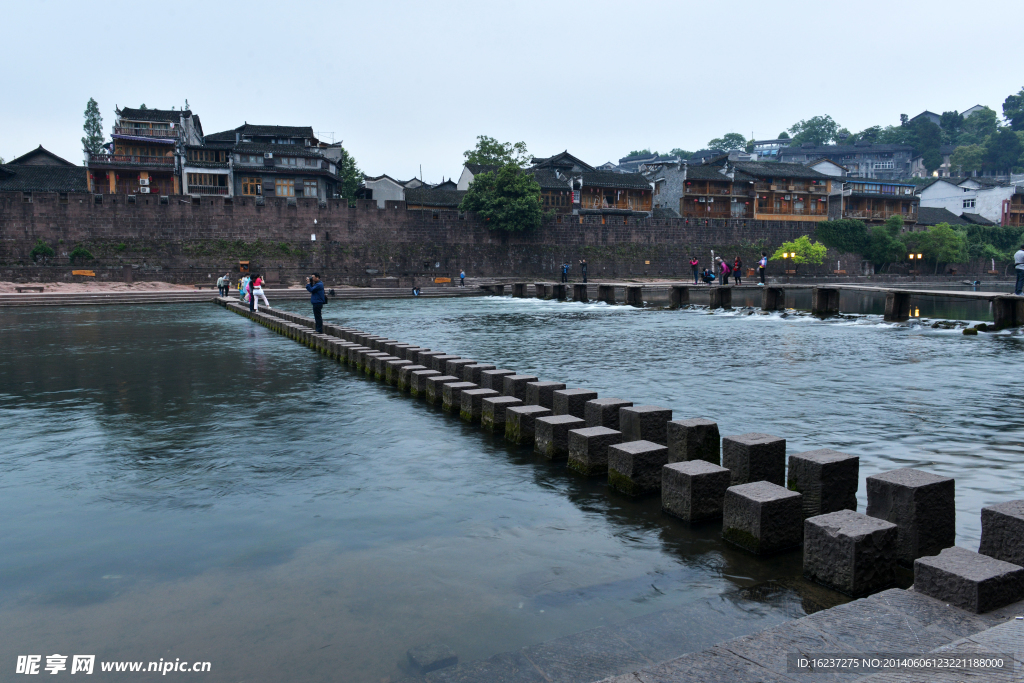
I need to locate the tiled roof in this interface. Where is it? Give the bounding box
[528,168,571,189]
[0,164,88,192]
[582,170,651,190]
[781,143,914,156]
[653,207,680,219]
[464,164,500,175]
[233,142,326,159]
[530,151,595,172]
[204,129,239,143]
[404,186,466,208]
[117,107,189,122]
[241,124,315,138]
[8,145,77,167]
[685,165,757,183]
[962,176,1010,188]
[689,149,725,161]
[914,178,961,193]
[960,212,995,225]
[730,161,832,180]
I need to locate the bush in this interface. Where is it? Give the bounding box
[814,219,869,254]
[30,239,55,262]
[68,246,94,263]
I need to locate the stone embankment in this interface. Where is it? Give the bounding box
[218,298,1024,682]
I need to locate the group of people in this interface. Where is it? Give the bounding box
[560,259,588,283]
[231,273,271,312]
[690,253,769,286]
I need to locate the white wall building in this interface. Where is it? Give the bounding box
[917,177,1019,223]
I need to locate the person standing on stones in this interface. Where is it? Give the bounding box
[239,274,250,303]
[1014,243,1024,296]
[690,256,699,284]
[216,273,227,297]
[459,269,466,287]
[251,273,270,311]
[561,262,569,283]
[579,258,588,283]
[306,273,326,333]
[733,256,743,285]
[757,251,768,286]
[717,257,731,285]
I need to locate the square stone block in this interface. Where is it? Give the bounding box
[373,355,399,379]
[480,369,515,391]
[502,374,539,400]
[584,398,633,429]
[914,545,1024,613]
[803,510,897,596]
[505,405,551,445]
[980,500,1024,566]
[385,359,412,385]
[553,389,599,418]
[463,364,496,384]
[525,381,566,408]
[445,358,476,377]
[619,406,673,445]
[431,355,461,372]
[363,352,389,375]
[416,350,445,367]
[667,418,721,465]
[567,427,622,476]
[346,346,368,365]
[722,433,786,486]
[399,346,423,361]
[723,481,803,555]
[383,341,403,356]
[442,382,477,413]
[534,415,585,459]
[866,468,955,567]
[662,460,732,522]
[788,449,859,517]
[397,364,427,392]
[460,388,499,422]
[374,338,398,352]
[409,369,440,397]
[407,643,458,675]
[481,396,523,432]
[425,375,460,406]
[608,440,669,497]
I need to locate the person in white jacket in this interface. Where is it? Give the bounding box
[1014,244,1024,296]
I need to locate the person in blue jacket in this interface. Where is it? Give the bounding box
[305,273,326,333]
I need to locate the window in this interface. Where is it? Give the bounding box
[278,157,297,166]
[873,161,895,170]
[188,173,226,187]
[241,177,262,196]
[275,179,295,197]
[304,180,317,197]
[305,158,319,167]
[963,198,976,209]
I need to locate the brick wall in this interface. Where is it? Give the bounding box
[0,191,849,283]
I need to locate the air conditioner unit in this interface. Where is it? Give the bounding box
[264,153,273,159]
[139,178,150,186]
[139,187,150,194]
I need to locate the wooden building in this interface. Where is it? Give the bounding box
[843,178,919,225]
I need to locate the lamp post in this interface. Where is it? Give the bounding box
[908,252,923,281]
[782,251,795,278]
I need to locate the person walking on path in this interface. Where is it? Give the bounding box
[757,252,768,285]
[690,256,699,284]
[239,274,250,303]
[1015,244,1024,295]
[306,273,326,333]
[733,256,743,285]
[561,262,569,283]
[251,274,270,311]
[717,257,731,285]
[247,276,256,312]
[459,269,466,287]
[579,258,588,283]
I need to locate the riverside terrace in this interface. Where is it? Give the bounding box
[218,298,1024,682]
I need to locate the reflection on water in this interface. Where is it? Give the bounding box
[0,297,1021,682]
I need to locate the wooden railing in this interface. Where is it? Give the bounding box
[89,154,174,165]
[844,209,917,221]
[754,205,829,216]
[188,185,229,195]
[114,126,176,138]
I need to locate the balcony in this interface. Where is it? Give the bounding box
[89,153,175,166]
[844,209,917,222]
[755,205,829,217]
[114,126,177,139]
[189,185,229,196]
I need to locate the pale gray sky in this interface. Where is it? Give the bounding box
[4,0,1022,182]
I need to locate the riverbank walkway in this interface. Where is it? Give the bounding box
[217,298,1024,682]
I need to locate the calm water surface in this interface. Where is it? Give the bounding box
[1,296,1021,681]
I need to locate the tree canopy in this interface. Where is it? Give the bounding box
[458,165,544,232]
[669,148,692,159]
[628,148,653,157]
[1003,86,1024,131]
[769,235,827,266]
[464,135,530,167]
[787,115,840,146]
[336,146,361,204]
[82,98,104,155]
[707,133,747,151]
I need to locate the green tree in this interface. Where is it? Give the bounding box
[959,107,998,145]
[769,235,827,266]
[336,146,361,204]
[669,148,692,159]
[464,135,530,167]
[814,219,869,254]
[1002,87,1024,131]
[30,239,55,262]
[940,111,964,145]
[627,148,654,157]
[864,216,907,270]
[707,133,747,150]
[913,119,943,173]
[905,223,970,274]
[788,115,840,146]
[81,98,105,155]
[983,127,1023,172]
[950,144,984,175]
[139,104,147,110]
[777,131,790,139]
[68,245,94,264]
[458,165,544,232]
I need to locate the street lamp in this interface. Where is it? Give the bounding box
[782,251,796,277]
[908,252,923,279]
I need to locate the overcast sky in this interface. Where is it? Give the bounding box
[3,0,1022,181]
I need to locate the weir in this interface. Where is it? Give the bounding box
[216,297,1024,682]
